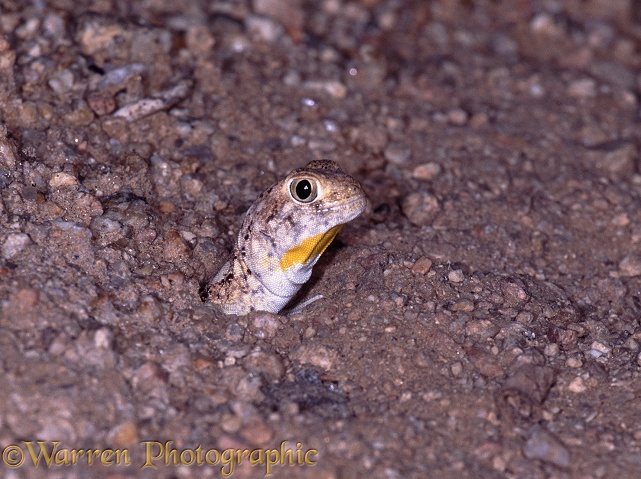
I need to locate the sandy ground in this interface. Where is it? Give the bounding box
[1,0,641,478]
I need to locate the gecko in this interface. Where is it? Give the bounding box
[205,160,367,315]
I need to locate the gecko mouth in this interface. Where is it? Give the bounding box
[321,195,368,218]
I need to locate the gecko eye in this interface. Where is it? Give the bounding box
[289,178,318,203]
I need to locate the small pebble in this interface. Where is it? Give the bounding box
[235,374,265,402]
[245,15,283,42]
[544,344,559,357]
[568,78,596,98]
[49,172,78,188]
[597,143,637,177]
[589,341,612,358]
[48,68,74,95]
[0,137,18,169]
[619,254,641,277]
[107,421,139,448]
[239,419,274,447]
[589,60,635,90]
[566,357,582,368]
[411,257,433,275]
[623,337,639,351]
[465,348,501,378]
[447,108,468,126]
[90,217,124,246]
[492,33,518,56]
[0,167,12,189]
[308,138,337,152]
[412,162,442,181]
[16,17,40,40]
[470,113,489,128]
[448,270,464,283]
[2,233,32,259]
[292,344,338,370]
[249,312,280,339]
[589,341,611,355]
[401,192,440,226]
[523,425,570,468]
[530,13,556,35]
[112,80,192,121]
[162,230,190,262]
[93,328,113,349]
[220,413,242,433]
[302,80,347,99]
[242,351,285,379]
[529,83,544,97]
[548,327,578,347]
[611,213,630,226]
[252,0,304,33]
[567,376,587,393]
[515,311,533,324]
[87,91,116,116]
[351,125,388,153]
[451,299,474,312]
[501,281,529,303]
[98,63,147,90]
[384,141,412,165]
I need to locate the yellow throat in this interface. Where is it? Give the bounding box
[279,224,344,271]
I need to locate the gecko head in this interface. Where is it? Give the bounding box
[275,160,367,277]
[284,160,367,225]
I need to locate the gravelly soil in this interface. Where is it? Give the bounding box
[1,1,641,478]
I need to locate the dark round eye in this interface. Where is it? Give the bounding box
[290,178,318,203]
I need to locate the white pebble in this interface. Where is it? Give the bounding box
[2,233,32,259]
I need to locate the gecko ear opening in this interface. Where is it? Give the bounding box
[289,178,318,203]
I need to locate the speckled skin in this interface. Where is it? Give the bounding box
[207,160,367,315]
